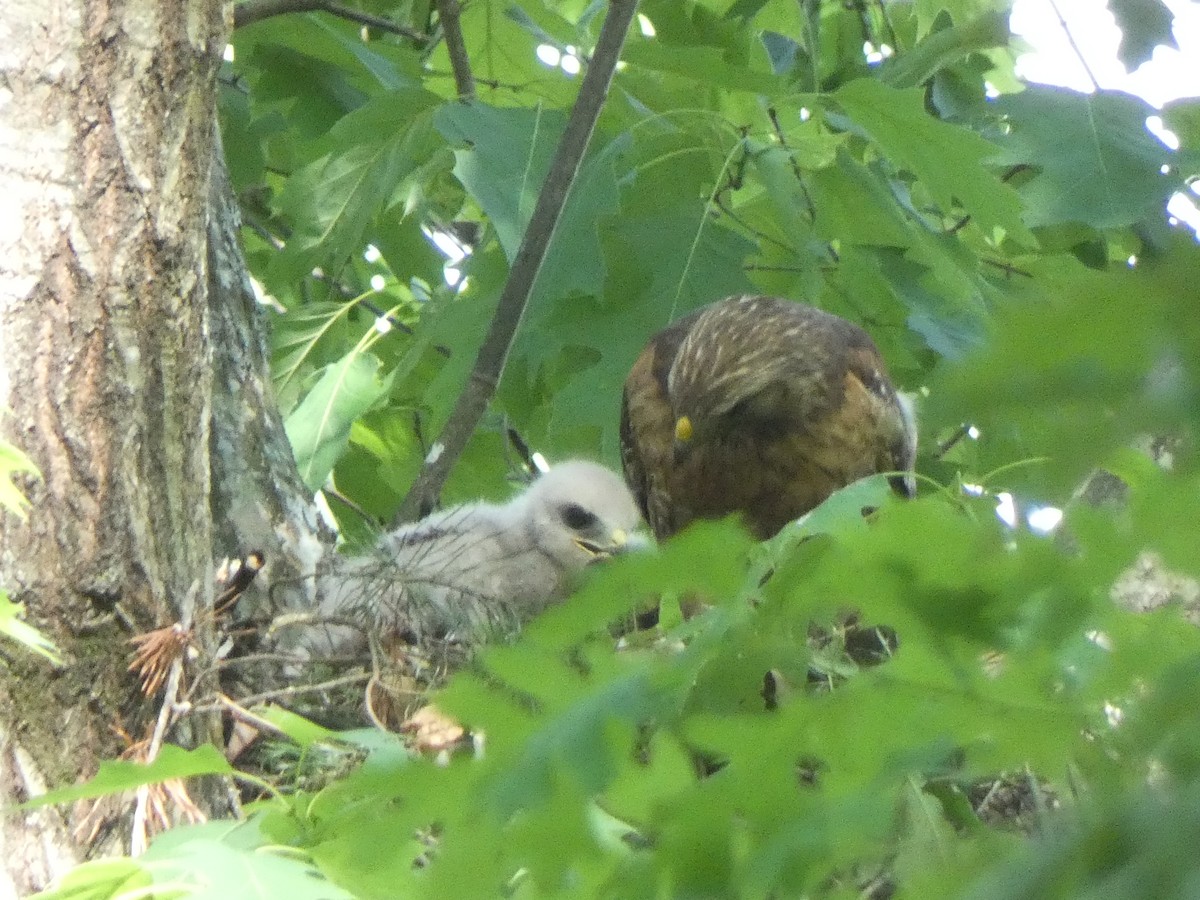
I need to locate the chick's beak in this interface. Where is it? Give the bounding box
[574,528,629,559]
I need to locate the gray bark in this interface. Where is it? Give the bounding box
[0,1,320,892]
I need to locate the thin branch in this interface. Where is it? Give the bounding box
[1048,0,1100,92]
[873,0,901,53]
[435,0,475,100]
[425,69,512,92]
[396,0,641,522]
[743,264,808,273]
[981,257,1033,279]
[234,0,429,42]
[215,694,294,738]
[713,196,799,257]
[227,672,371,707]
[936,423,972,460]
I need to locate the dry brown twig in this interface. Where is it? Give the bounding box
[131,582,201,855]
[118,555,266,849]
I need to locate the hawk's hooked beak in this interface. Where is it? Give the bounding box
[575,528,629,559]
[673,416,694,463]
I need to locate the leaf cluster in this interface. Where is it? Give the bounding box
[220,0,1194,516]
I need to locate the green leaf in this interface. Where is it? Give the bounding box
[915,0,1009,36]
[808,151,914,247]
[275,90,444,281]
[750,142,823,239]
[251,706,339,748]
[834,79,1033,243]
[236,14,422,98]
[29,858,156,900]
[428,0,577,106]
[285,352,394,491]
[217,77,268,193]
[991,86,1178,229]
[622,41,791,96]
[433,102,621,302]
[532,203,757,446]
[0,437,39,520]
[964,780,1200,900]
[271,301,360,404]
[1109,0,1178,70]
[143,833,355,900]
[1162,96,1200,175]
[504,3,579,46]
[880,11,1011,89]
[874,246,989,358]
[930,244,1200,497]
[0,590,62,664]
[22,745,232,810]
[370,215,449,295]
[774,473,902,544]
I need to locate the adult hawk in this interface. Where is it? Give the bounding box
[620,295,916,541]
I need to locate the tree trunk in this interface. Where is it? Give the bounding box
[0,1,320,892]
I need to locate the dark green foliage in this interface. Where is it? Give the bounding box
[1108,0,1178,70]
[992,86,1180,229]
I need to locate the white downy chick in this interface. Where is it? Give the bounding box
[310,460,642,653]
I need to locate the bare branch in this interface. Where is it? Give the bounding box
[1047,0,1100,92]
[396,0,641,522]
[232,672,371,707]
[234,0,429,42]
[435,0,475,100]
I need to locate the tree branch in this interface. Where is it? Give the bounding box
[434,0,475,100]
[234,0,429,42]
[396,0,640,522]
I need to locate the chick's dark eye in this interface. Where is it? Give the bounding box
[560,503,598,530]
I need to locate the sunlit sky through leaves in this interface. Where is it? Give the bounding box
[521,2,1200,231]
[1012,0,1200,230]
[1013,0,1200,104]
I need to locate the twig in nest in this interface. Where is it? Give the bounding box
[74,720,206,851]
[132,583,200,855]
[228,671,372,708]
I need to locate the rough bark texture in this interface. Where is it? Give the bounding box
[206,139,326,602]
[0,1,318,892]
